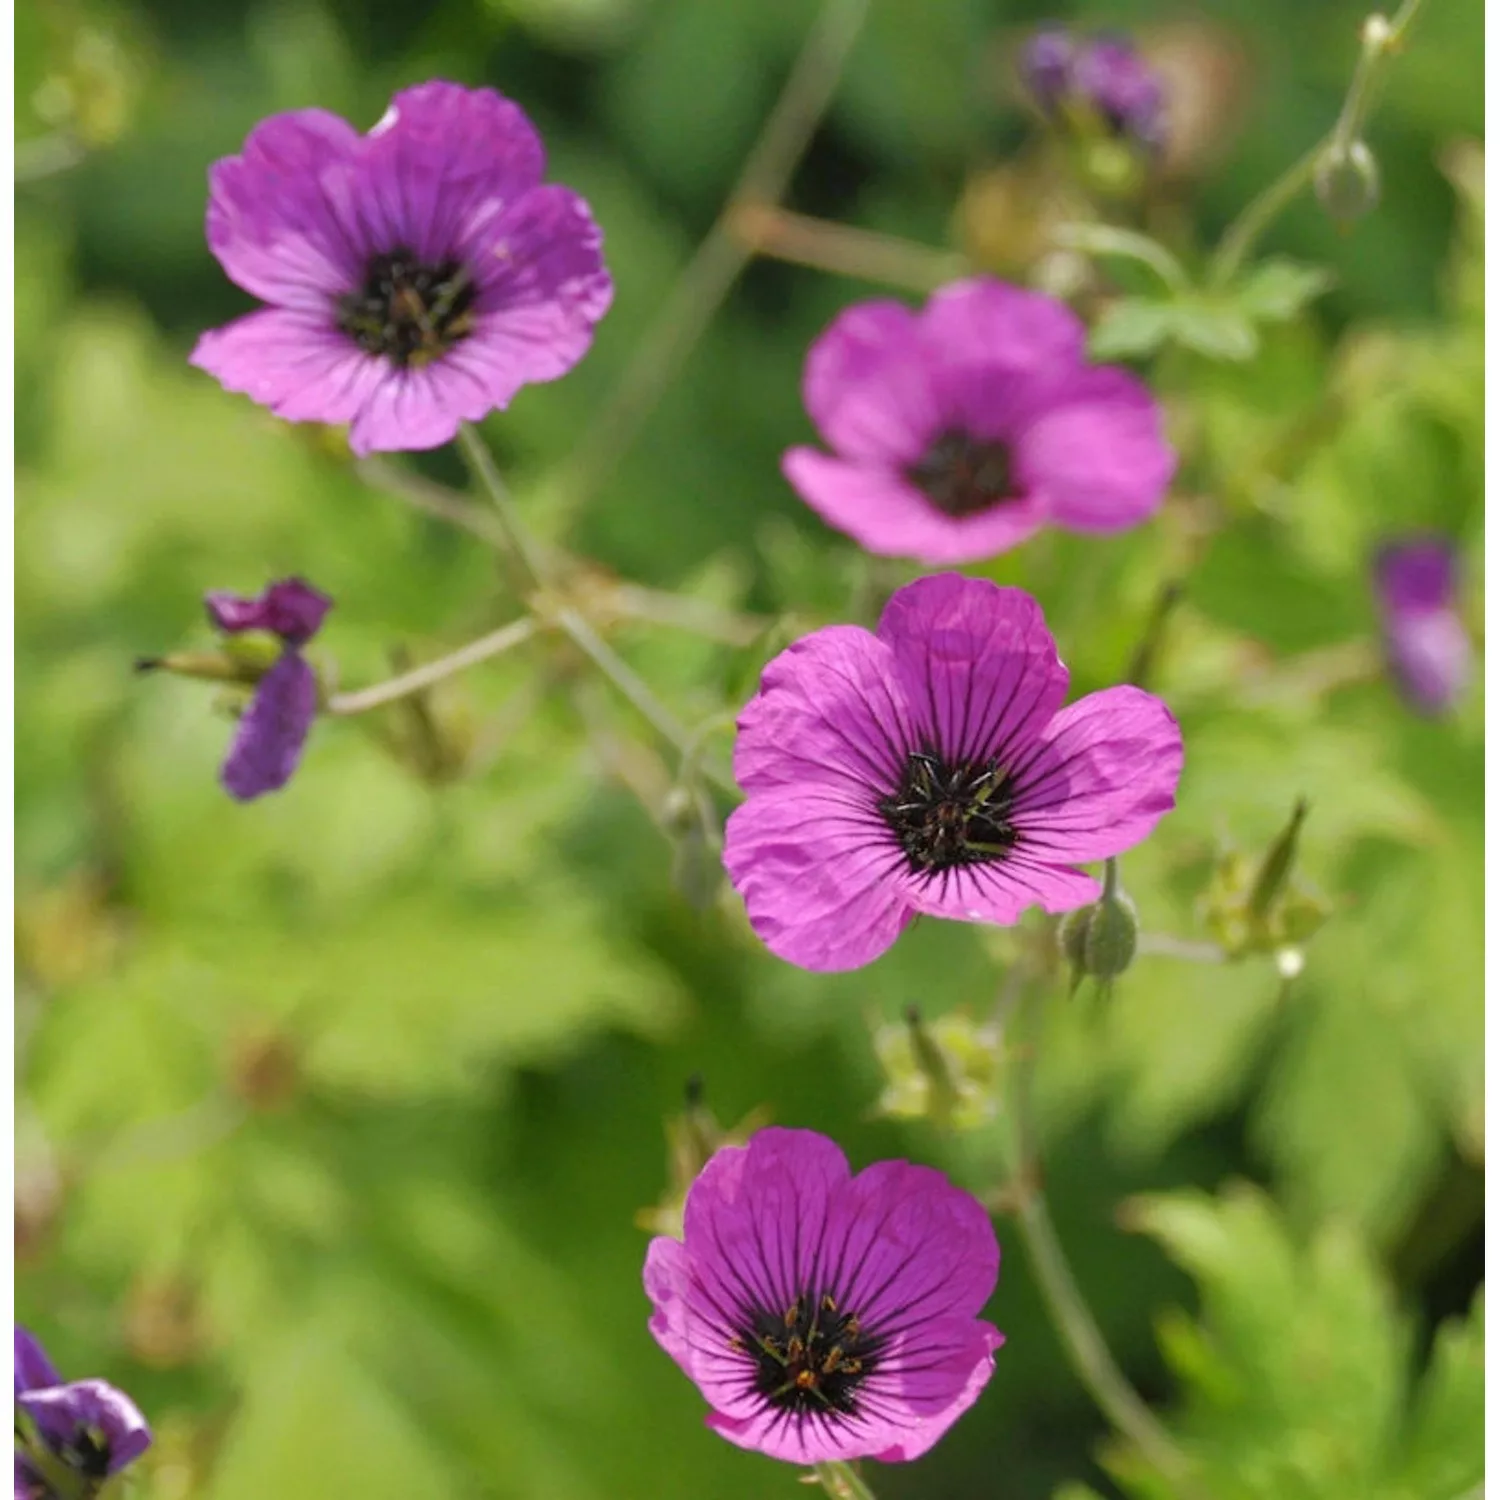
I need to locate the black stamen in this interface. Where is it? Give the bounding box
[735,1290,880,1417]
[336,248,476,367]
[906,428,1020,518]
[878,749,1019,874]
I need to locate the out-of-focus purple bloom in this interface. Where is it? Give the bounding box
[208,577,332,800]
[723,574,1183,972]
[190,81,613,455]
[1374,537,1473,716]
[782,278,1175,565]
[644,1127,1002,1465]
[1020,26,1167,152]
[13,1327,152,1496]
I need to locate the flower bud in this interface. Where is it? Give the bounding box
[1200,805,1332,961]
[1059,863,1139,995]
[871,1006,1000,1131]
[1315,139,1381,224]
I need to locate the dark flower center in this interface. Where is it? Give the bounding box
[61,1424,112,1480]
[336,248,476,367]
[878,750,1019,874]
[906,428,1020,518]
[733,1292,879,1417]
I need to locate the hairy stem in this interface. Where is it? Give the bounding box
[729,203,967,292]
[326,617,540,715]
[998,984,1199,1491]
[550,0,870,526]
[812,1460,878,1500]
[1208,0,1431,287]
[456,422,550,587]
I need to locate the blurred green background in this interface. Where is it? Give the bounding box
[15,0,1483,1497]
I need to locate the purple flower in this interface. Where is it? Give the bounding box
[781,279,1174,564]
[14,1327,151,1495]
[723,574,1183,972]
[190,81,613,455]
[1020,26,1166,152]
[208,577,332,800]
[1374,537,1473,716]
[644,1127,1002,1465]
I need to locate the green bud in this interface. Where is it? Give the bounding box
[1248,797,1309,920]
[1315,139,1380,225]
[871,1007,1000,1132]
[1059,861,1139,995]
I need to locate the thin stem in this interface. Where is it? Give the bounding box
[355,454,516,553]
[1049,221,1190,292]
[1208,0,1430,287]
[1136,933,1228,964]
[326,617,539,715]
[456,422,549,586]
[554,606,740,798]
[998,985,1199,1492]
[358,457,767,646]
[812,1460,877,1500]
[729,203,967,292]
[550,0,870,526]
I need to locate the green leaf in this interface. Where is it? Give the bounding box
[1232,258,1337,322]
[1392,1290,1484,1496]
[1088,298,1180,360]
[1090,296,1259,362]
[1119,1184,1414,1500]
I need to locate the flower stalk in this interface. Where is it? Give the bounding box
[995,980,1200,1493]
[1208,0,1431,286]
[813,1460,878,1500]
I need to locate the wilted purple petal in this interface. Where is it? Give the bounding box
[221,651,320,800]
[192,81,611,453]
[19,1381,152,1477]
[206,577,332,645]
[645,1127,1002,1465]
[723,574,1183,972]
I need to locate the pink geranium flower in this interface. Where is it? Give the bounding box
[644,1127,1002,1465]
[782,278,1175,563]
[723,573,1183,972]
[190,81,612,454]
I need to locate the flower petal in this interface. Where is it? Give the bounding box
[723,791,911,972]
[13,1329,60,1396]
[221,652,318,801]
[801,300,939,464]
[733,623,913,797]
[206,578,331,645]
[1017,366,1175,531]
[900,858,1101,926]
[205,108,365,309]
[863,1317,1004,1461]
[189,309,387,428]
[459,184,613,392]
[918,277,1087,387]
[876,573,1069,769]
[829,1159,999,1326]
[18,1380,152,1475]
[1008,684,1183,862]
[354,81,545,266]
[344,361,480,455]
[782,449,1047,565]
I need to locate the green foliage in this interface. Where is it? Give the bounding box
[1112,1186,1482,1500]
[14,1,1482,1498]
